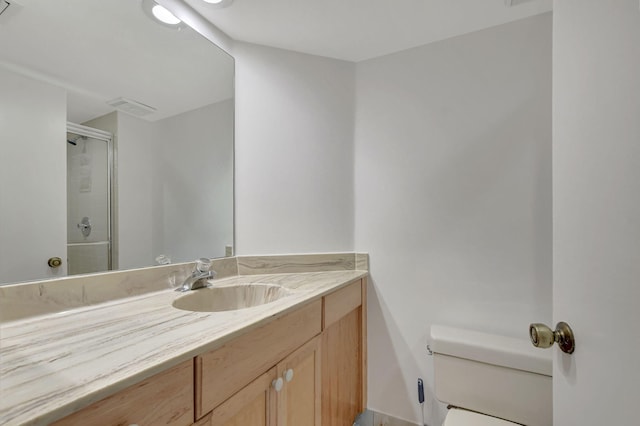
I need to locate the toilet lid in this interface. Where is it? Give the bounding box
[444,408,520,426]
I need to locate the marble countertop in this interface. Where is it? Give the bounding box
[0,270,367,426]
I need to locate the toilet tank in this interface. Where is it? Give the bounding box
[430,326,552,426]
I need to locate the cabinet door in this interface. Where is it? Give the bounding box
[208,368,277,426]
[277,337,321,426]
[321,308,364,426]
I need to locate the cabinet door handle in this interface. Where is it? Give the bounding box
[283,368,294,383]
[272,377,284,392]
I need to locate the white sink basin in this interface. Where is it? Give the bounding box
[172,284,292,313]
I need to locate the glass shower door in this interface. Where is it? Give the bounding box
[66,123,112,275]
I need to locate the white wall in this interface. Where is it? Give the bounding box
[116,112,156,269]
[354,14,552,424]
[115,100,234,269]
[234,42,356,255]
[553,1,640,424]
[152,100,234,261]
[0,67,67,283]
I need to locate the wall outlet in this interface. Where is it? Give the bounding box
[225,245,233,257]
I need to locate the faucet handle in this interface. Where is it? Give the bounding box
[195,258,212,273]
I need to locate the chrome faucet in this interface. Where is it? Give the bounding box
[176,258,217,292]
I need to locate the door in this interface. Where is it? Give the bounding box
[553,0,640,424]
[0,67,67,283]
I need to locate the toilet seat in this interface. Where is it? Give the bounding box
[444,408,520,426]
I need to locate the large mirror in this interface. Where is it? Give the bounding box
[0,0,234,285]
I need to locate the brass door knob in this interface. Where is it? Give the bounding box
[47,257,63,268]
[529,322,575,354]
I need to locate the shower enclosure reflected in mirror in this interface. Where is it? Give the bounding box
[0,0,234,285]
[66,123,113,276]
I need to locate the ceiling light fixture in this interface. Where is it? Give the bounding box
[141,0,186,29]
[202,0,234,8]
[152,4,180,25]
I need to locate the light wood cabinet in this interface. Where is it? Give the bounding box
[54,278,366,426]
[197,279,366,426]
[321,279,367,426]
[196,279,365,426]
[52,360,194,426]
[200,337,322,426]
[195,300,322,419]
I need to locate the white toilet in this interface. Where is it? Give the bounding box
[429,326,552,426]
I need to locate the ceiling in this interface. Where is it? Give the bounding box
[0,0,233,123]
[185,0,553,62]
[0,0,552,123]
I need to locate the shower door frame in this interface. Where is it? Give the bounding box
[66,122,114,272]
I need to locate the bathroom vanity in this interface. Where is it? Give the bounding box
[0,254,367,426]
